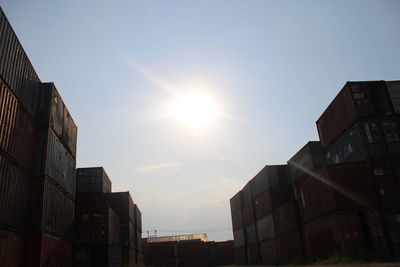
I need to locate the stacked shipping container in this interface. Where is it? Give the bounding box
[230,81,400,264]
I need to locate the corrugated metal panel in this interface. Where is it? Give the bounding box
[269,186,292,209]
[317,81,392,148]
[233,229,245,248]
[231,209,243,231]
[76,167,111,194]
[246,243,260,264]
[256,214,275,242]
[36,83,77,158]
[303,214,340,259]
[336,212,366,252]
[242,182,252,206]
[134,204,142,231]
[277,230,304,262]
[234,247,246,265]
[251,165,289,200]
[242,204,255,226]
[108,244,122,267]
[386,81,400,114]
[288,141,326,183]
[230,191,241,213]
[294,170,335,223]
[0,8,41,118]
[0,79,36,171]
[0,229,25,267]
[259,239,277,263]
[245,223,257,245]
[40,178,75,238]
[327,162,379,210]
[0,154,31,230]
[121,248,135,267]
[254,190,272,220]
[27,234,72,267]
[34,128,76,198]
[273,201,300,236]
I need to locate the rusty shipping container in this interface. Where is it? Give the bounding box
[76,192,136,249]
[276,230,304,263]
[36,83,77,157]
[33,178,75,238]
[256,214,275,242]
[34,128,76,198]
[0,154,31,230]
[325,117,400,165]
[288,141,326,183]
[27,233,72,267]
[0,79,36,171]
[273,201,301,236]
[0,8,41,118]
[0,229,25,267]
[317,81,394,148]
[294,170,335,223]
[385,81,400,114]
[75,205,120,245]
[254,190,272,220]
[76,167,111,194]
[251,165,289,200]
[259,239,278,264]
[303,211,367,259]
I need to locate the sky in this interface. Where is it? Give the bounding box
[1,0,400,241]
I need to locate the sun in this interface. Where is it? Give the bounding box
[168,91,218,130]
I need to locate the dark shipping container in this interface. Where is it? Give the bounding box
[273,201,301,236]
[245,223,257,245]
[254,190,272,220]
[231,209,243,230]
[230,191,242,213]
[74,245,122,267]
[34,128,76,198]
[251,165,289,200]
[27,233,72,267]
[121,248,135,267]
[385,81,400,114]
[383,207,400,253]
[242,204,255,226]
[0,229,25,267]
[0,79,36,171]
[76,167,111,194]
[247,243,260,264]
[317,81,393,148]
[75,205,120,245]
[259,239,278,263]
[0,154,31,230]
[276,230,304,263]
[256,214,275,242]
[215,241,234,266]
[36,178,75,238]
[233,228,245,248]
[234,246,247,265]
[36,82,77,158]
[325,117,400,165]
[288,141,326,183]
[0,8,41,118]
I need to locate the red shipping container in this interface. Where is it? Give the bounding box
[317,81,392,148]
[0,229,25,267]
[273,201,301,236]
[0,79,36,171]
[27,234,72,267]
[0,154,31,230]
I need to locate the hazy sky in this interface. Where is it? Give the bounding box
[2,0,399,241]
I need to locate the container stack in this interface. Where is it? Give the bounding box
[75,167,143,267]
[28,82,77,267]
[230,80,400,264]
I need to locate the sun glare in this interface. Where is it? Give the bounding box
[168,91,218,130]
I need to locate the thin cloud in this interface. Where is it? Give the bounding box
[135,162,181,173]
